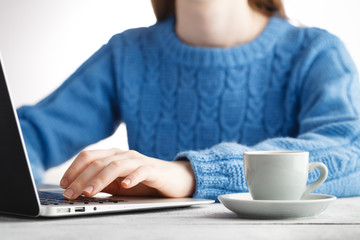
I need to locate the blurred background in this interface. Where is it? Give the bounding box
[0,0,359,184]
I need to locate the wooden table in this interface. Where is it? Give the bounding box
[1,196,359,240]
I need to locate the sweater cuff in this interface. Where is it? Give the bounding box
[174,143,250,200]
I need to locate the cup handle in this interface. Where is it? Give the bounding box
[301,162,328,199]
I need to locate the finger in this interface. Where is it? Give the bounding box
[60,148,122,188]
[102,179,161,197]
[63,157,117,200]
[82,159,139,197]
[121,166,159,189]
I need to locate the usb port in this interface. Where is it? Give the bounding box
[75,207,85,212]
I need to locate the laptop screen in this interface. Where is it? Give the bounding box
[0,59,40,216]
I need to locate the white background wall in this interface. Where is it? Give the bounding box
[0,0,359,184]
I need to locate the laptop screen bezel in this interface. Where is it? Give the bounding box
[0,53,41,217]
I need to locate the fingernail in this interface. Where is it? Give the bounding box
[63,188,74,199]
[60,178,68,188]
[123,178,131,185]
[84,185,94,194]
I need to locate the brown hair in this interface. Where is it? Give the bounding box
[151,0,286,22]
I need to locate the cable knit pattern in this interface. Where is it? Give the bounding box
[244,58,270,145]
[197,69,224,149]
[178,66,198,152]
[156,59,178,159]
[220,67,247,142]
[138,37,162,156]
[17,16,360,200]
[120,30,144,151]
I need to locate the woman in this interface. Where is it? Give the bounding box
[18,0,360,200]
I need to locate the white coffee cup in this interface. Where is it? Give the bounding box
[244,151,328,200]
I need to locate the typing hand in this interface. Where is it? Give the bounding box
[59,149,196,200]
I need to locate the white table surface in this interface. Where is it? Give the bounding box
[0,196,359,240]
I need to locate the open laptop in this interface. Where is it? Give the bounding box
[0,56,214,217]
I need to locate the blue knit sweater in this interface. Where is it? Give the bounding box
[18,16,360,200]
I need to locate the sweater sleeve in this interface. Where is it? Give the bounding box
[17,36,123,183]
[176,34,360,200]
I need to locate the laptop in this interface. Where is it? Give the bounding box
[0,56,214,217]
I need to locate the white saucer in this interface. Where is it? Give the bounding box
[218,193,336,219]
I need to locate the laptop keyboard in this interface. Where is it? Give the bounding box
[38,191,126,205]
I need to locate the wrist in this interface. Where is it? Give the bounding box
[175,160,196,197]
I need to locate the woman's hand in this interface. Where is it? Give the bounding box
[59,149,196,200]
